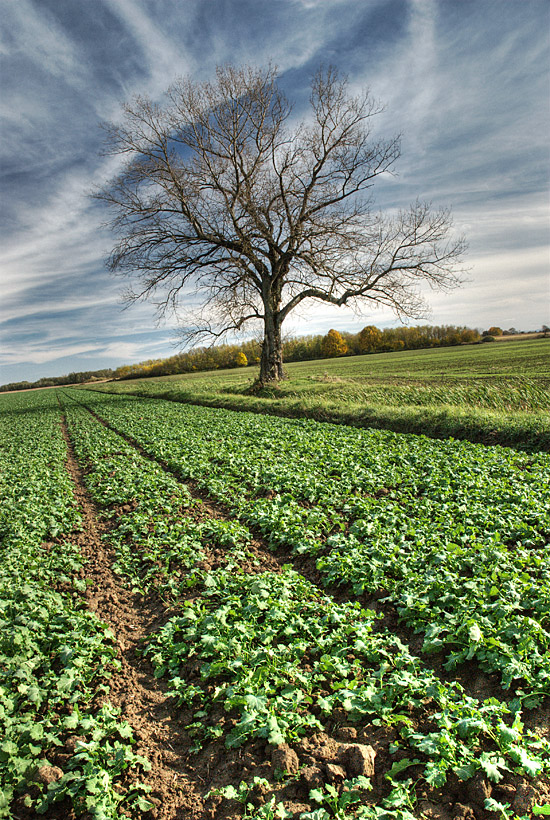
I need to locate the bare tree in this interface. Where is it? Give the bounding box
[97,65,466,384]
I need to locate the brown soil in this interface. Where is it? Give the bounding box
[48,403,550,820]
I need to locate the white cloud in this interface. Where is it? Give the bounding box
[0,342,101,367]
[0,330,176,370]
[392,0,439,147]
[1,0,86,87]
[102,0,195,95]
[99,341,146,360]
[413,245,550,330]
[0,292,115,326]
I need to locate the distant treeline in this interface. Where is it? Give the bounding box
[114,324,483,380]
[4,325,542,392]
[0,369,115,393]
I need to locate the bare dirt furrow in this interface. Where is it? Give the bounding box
[60,415,206,820]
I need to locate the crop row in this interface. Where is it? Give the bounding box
[145,566,549,815]
[73,389,550,698]
[60,390,255,597]
[0,391,152,819]
[63,390,550,817]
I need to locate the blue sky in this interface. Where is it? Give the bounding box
[1,0,549,384]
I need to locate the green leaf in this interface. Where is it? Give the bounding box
[244,694,267,712]
[63,713,79,730]
[136,796,155,810]
[478,753,507,783]
[29,724,44,740]
[220,784,240,800]
[385,758,421,780]
[468,623,482,643]
[424,761,446,787]
[0,740,19,759]
[512,746,542,777]
[309,789,325,804]
[267,725,285,746]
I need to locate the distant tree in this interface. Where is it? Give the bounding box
[459,328,480,344]
[444,330,462,346]
[357,325,382,352]
[282,334,324,362]
[98,64,466,385]
[341,330,361,356]
[485,327,503,336]
[321,329,348,357]
[235,351,248,367]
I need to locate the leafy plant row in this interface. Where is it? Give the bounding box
[60,391,255,597]
[145,566,549,816]
[60,391,550,817]
[74,389,550,697]
[0,391,152,819]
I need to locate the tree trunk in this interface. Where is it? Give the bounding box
[259,310,284,383]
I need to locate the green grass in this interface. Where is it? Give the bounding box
[85,339,550,451]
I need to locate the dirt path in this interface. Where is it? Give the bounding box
[60,416,206,820]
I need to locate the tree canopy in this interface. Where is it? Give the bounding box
[98,64,466,383]
[321,329,348,357]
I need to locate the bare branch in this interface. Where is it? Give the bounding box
[97,64,467,383]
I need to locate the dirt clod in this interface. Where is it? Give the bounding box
[463,773,491,805]
[325,763,346,784]
[34,765,64,785]
[512,781,539,813]
[335,726,357,742]
[453,804,476,820]
[301,765,324,790]
[338,743,376,777]
[271,744,300,776]
[494,782,516,799]
[299,732,341,762]
[64,736,86,753]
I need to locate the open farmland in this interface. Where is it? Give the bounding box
[86,339,550,452]
[1,386,549,819]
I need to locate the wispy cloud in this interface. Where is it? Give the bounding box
[102,0,195,94]
[1,0,548,384]
[1,0,86,87]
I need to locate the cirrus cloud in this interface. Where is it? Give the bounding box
[1,0,548,384]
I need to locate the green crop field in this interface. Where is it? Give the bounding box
[1,384,549,819]
[0,390,153,818]
[86,339,550,451]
